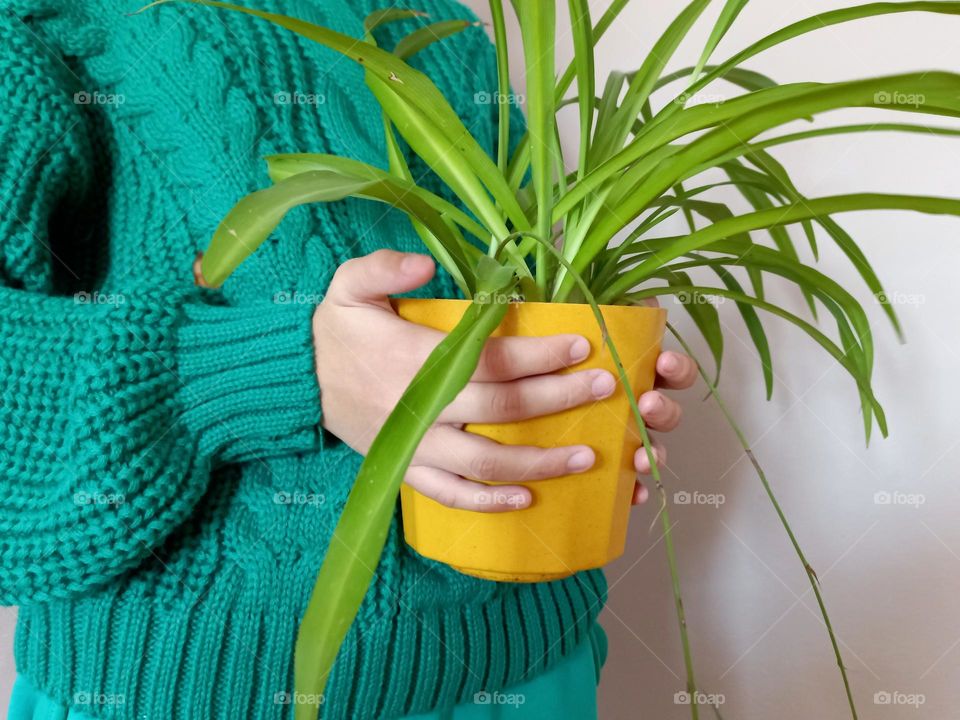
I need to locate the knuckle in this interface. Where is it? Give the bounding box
[434,487,460,509]
[527,449,561,478]
[332,257,360,285]
[481,341,513,379]
[469,452,500,481]
[563,376,588,409]
[491,385,524,418]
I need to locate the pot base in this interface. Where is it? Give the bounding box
[451,565,573,583]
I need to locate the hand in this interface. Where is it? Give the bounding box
[630,319,698,505]
[313,250,620,513]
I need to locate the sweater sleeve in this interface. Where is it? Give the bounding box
[0,13,323,604]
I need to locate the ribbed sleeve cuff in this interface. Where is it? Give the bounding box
[175,299,323,463]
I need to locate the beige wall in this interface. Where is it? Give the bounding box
[3,2,959,718]
[458,0,960,717]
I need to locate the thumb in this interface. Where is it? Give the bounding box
[327,249,436,309]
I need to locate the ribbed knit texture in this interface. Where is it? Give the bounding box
[0,1,608,718]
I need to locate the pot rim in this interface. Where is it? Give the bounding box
[392,296,668,316]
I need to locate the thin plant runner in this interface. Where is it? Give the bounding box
[152,0,960,718]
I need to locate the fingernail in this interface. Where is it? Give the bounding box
[634,483,650,505]
[661,352,679,372]
[591,371,616,399]
[643,392,665,413]
[567,449,594,472]
[569,337,590,363]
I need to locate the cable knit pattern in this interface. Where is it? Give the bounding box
[1,1,607,718]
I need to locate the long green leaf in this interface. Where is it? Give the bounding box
[507,0,635,185]
[266,153,490,242]
[489,0,512,175]
[664,1,960,117]
[554,81,825,223]
[662,253,879,435]
[627,285,884,436]
[394,19,477,59]
[572,73,960,288]
[567,0,594,178]
[592,0,711,164]
[294,290,513,720]
[691,0,750,83]
[202,170,476,290]
[707,263,774,399]
[656,64,777,94]
[201,171,370,285]
[601,193,960,301]
[516,1,557,294]
[660,269,724,384]
[735,149,819,257]
[720,160,818,317]
[363,8,426,34]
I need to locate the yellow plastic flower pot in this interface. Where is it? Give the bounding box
[394,298,667,583]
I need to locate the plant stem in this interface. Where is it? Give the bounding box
[667,323,858,720]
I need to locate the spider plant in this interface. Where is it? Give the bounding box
[146,1,960,718]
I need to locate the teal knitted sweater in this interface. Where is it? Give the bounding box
[0,1,607,718]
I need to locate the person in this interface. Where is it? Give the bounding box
[0,0,696,718]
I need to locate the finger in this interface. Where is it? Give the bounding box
[632,481,650,505]
[634,438,667,475]
[415,425,596,482]
[473,334,591,382]
[193,252,214,288]
[404,465,531,513]
[638,390,682,432]
[655,351,698,390]
[327,249,435,308]
[440,368,617,424]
